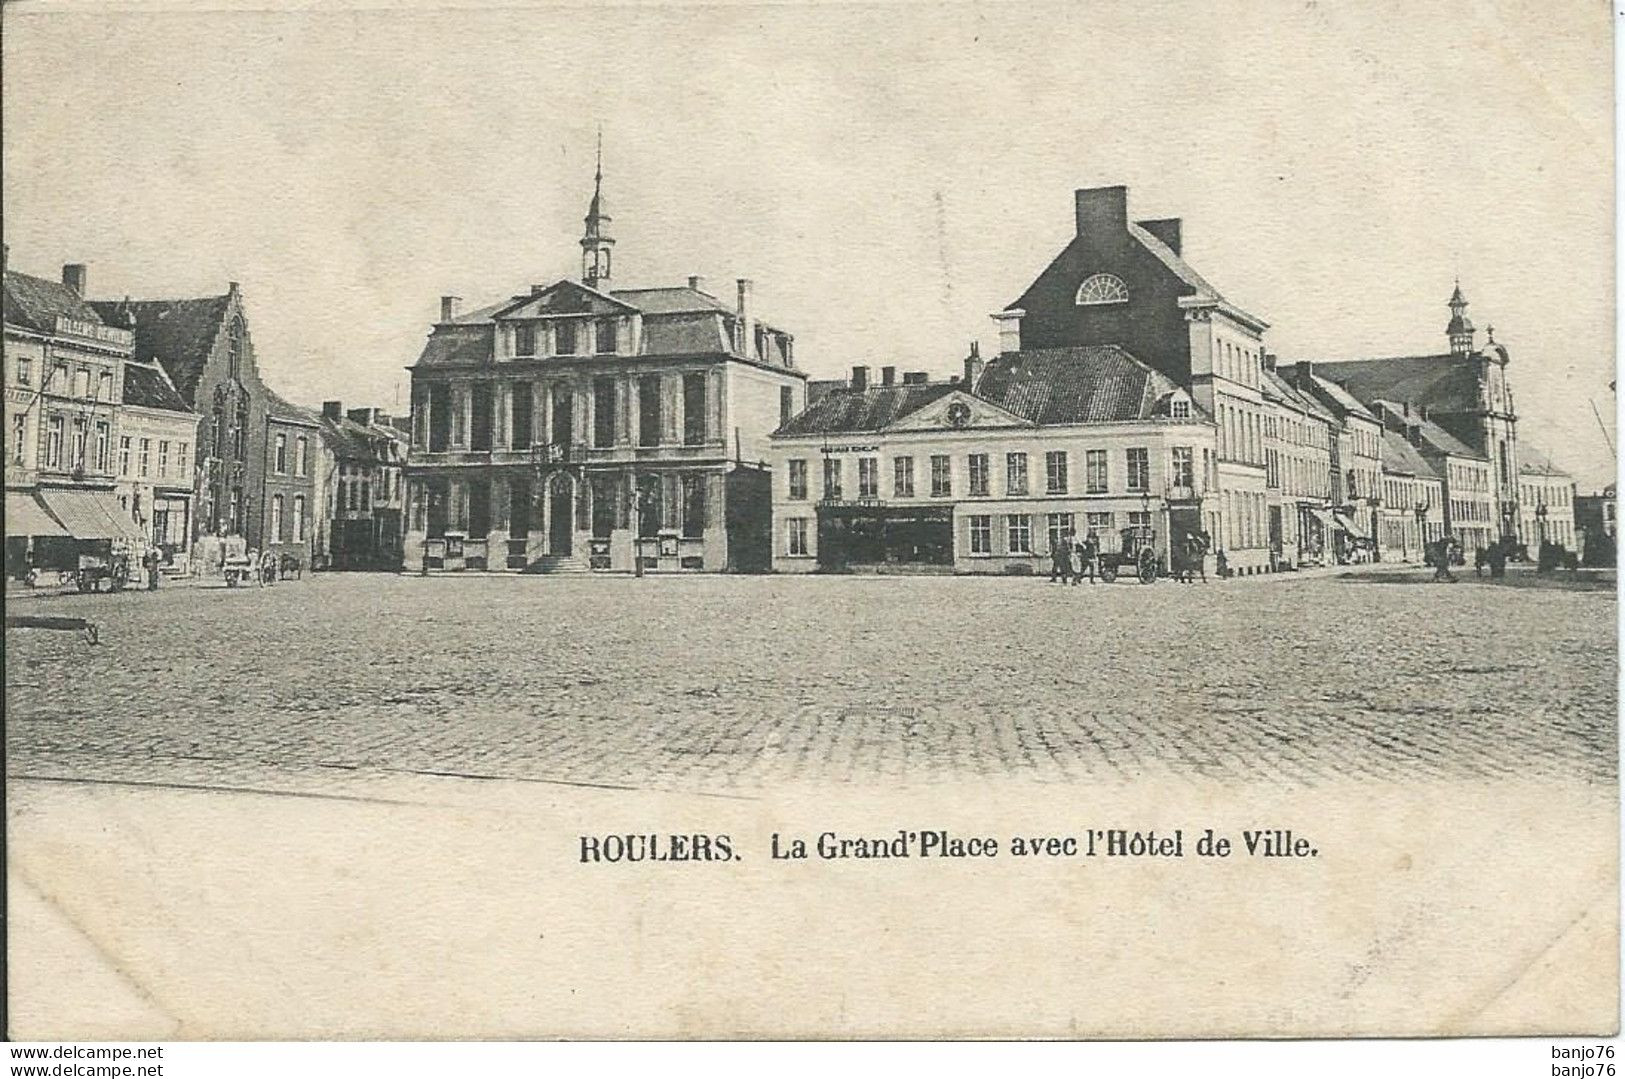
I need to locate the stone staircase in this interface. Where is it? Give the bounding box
[523,554,594,576]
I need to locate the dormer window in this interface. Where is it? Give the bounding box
[555,320,578,355]
[1075,273,1129,306]
[1170,398,1191,420]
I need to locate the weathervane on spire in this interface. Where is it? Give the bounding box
[582,126,614,287]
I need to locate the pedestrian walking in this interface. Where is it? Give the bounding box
[1049,529,1075,584]
[143,548,160,591]
[1431,538,1456,582]
[1079,530,1099,584]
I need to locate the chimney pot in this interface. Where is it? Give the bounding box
[881,366,896,386]
[440,295,462,322]
[850,365,869,391]
[62,263,87,295]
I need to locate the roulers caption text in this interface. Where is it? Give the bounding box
[578,828,1318,864]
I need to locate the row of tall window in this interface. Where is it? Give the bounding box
[417,474,709,540]
[781,509,1155,558]
[1216,400,1265,466]
[272,433,311,476]
[1519,481,1572,510]
[787,448,1196,501]
[1215,335,1264,389]
[32,412,116,474]
[1447,462,1490,493]
[13,358,116,402]
[509,317,621,359]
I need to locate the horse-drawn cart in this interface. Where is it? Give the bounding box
[1097,525,1160,584]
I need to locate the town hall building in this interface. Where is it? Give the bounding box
[403,158,807,574]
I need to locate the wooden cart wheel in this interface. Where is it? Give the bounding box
[1138,551,1157,584]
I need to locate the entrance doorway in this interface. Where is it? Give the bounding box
[549,475,573,555]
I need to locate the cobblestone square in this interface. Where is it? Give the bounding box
[6,571,1615,794]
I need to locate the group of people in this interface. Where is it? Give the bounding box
[1048,528,1103,585]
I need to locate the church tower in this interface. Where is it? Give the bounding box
[581,135,614,288]
[1446,280,1476,355]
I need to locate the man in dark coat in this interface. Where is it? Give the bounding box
[1050,529,1075,584]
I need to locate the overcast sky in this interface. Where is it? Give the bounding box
[4,1,1615,487]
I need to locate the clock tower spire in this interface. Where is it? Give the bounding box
[581,129,614,287]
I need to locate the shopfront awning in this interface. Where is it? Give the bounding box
[1305,507,1335,530]
[5,491,70,538]
[37,488,145,543]
[1331,511,1360,535]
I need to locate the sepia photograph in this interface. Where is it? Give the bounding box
[3,0,1617,1051]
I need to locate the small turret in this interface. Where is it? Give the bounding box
[1446,280,1476,356]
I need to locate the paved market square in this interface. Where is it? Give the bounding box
[6,570,1616,794]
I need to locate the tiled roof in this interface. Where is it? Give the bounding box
[320,414,408,463]
[1263,369,1336,423]
[774,382,957,437]
[975,345,1185,425]
[1519,444,1571,476]
[1381,429,1439,480]
[4,270,106,333]
[261,386,321,427]
[120,361,191,413]
[1305,354,1481,414]
[1413,416,1482,459]
[1300,372,1377,421]
[610,286,731,315]
[91,296,232,406]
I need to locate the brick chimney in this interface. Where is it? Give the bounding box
[322,400,344,422]
[1292,361,1315,391]
[990,310,1024,354]
[440,295,462,322]
[1262,351,1277,373]
[1075,186,1129,239]
[347,407,379,427]
[688,275,707,294]
[62,263,87,295]
[851,366,869,391]
[881,366,896,387]
[1136,217,1182,255]
[964,340,985,389]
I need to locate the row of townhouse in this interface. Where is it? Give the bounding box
[5,252,413,581]
[393,173,1576,579]
[769,187,1575,575]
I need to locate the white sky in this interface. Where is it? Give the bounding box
[4,0,1615,487]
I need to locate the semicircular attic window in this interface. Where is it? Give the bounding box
[1075,273,1129,306]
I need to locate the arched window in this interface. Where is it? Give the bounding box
[1074,273,1129,306]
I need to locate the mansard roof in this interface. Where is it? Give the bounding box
[4,269,107,334]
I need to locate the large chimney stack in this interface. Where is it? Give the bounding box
[881,366,896,387]
[688,275,707,294]
[735,279,754,357]
[440,295,462,322]
[1135,217,1182,255]
[62,263,87,295]
[322,400,344,422]
[990,309,1024,354]
[1075,185,1129,239]
[850,366,869,391]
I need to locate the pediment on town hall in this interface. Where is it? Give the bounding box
[885,390,1034,433]
[493,279,638,320]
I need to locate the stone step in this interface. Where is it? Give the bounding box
[524,554,594,576]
